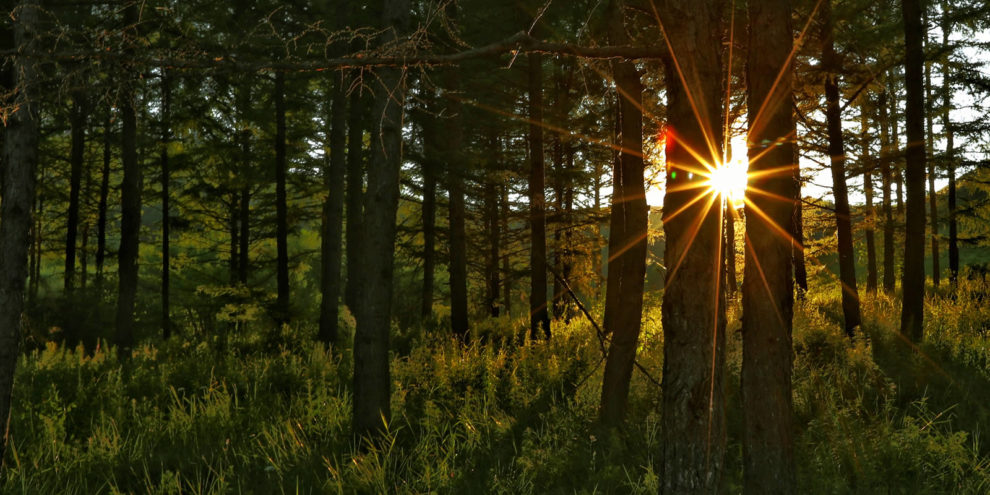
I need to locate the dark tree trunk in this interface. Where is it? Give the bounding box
[725,203,737,295]
[65,94,87,291]
[924,16,939,289]
[0,1,39,464]
[160,70,172,339]
[446,75,469,341]
[96,111,111,286]
[527,52,550,340]
[655,0,727,490]
[237,85,251,285]
[501,184,512,316]
[551,134,565,319]
[600,0,648,427]
[485,135,501,318]
[599,52,647,427]
[880,90,896,292]
[115,1,142,358]
[900,0,927,342]
[274,70,290,324]
[822,0,861,336]
[420,120,437,320]
[742,0,796,489]
[862,110,878,293]
[793,144,808,295]
[942,12,958,284]
[352,0,408,438]
[229,193,239,283]
[345,81,365,314]
[319,78,348,346]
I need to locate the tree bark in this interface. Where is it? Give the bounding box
[862,109,878,293]
[924,14,939,289]
[274,70,290,324]
[600,0,648,428]
[237,85,251,285]
[115,1,142,358]
[527,52,550,340]
[319,77,348,346]
[742,0,797,490]
[420,115,437,320]
[446,68,469,341]
[655,0,727,490]
[501,184,512,316]
[942,10,958,284]
[345,79,365,313]
[96,110,111,287]
[822,0,861,336]
[64,94,87,291]
[352,0,408,438]
[900,0,927,342]
[0,0,40,465]
[880,89,896,292]
[160,70,172,339]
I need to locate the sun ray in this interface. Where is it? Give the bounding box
[665,192,720,286]
[743,232,787,328]
[706,193,726,464]
[742,197,804,252]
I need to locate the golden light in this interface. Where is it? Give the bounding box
[704,135,749,206]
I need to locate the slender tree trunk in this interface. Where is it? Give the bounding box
[527,52,550,340]
[345,80,365,314]
[274,71,290,324]
[551,134,565,319]
[725,203,737,295]
[924,15,940,289]
[237,85,251,285]
[65,95,86,291]
[942,11,958,284]
[319,78,348,346]
[96,110,111,287]
[655,0,727,489]
[30,175,42,303]
[485,179,500,318]
[160,70,172,339]
[446,71,469,341]
[793,143,808,295]
[420,118,437,320]
[742,0,796,489]
[822,0,861,336]
[0,0,40,464]
[862,109,878,293]
[880,90,896,292]
[115,1,142,358]
[501,184,512,316]
[352,0,408,438]
[901,0,928,342]
[600,2,648,426]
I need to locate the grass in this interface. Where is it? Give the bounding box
[3,283,990,493]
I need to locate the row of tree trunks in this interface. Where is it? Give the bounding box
[821,0,861,337]
[0,0,40,465]
[741,0,797,490]
[655,0,727,490]
[352,0,409,438]
[599,0,648,428]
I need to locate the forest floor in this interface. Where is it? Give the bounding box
[4,281,990,493]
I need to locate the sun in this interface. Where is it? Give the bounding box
[704,135,749,206]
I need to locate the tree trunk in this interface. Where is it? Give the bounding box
[924,14,939,289]
[485,135,501,318]
[319,78,348,346]
[880,89,896,292]
[900,0,927,342]
[862,109,878,293]
[822,0,861,336]
[942,10,958,284]
[160,70,172,339]
[501,184,512,316]
[725,203,737,295]
[793,144,808,295]
[0,0,40,464]
[115,1,142,358]
[655,0,727,490]
[446,76,469,341]
[352,0,408,438]
[64,94,86,291]
[274,70,290,324]
[96,110,111,287]
[237,85,251,285]
[742,0,797,489]
[345,80,365,314]
[420,118,437,320]
[600,0,648,427]
[527,52,550,340]
[229,193,239,283]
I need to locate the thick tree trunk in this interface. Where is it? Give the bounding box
[446,79,469,341]
[862,110,878,293]
[319,78,348,346]
[655,0,727,490]
[527,52,550,340]
[345,81,365,313]
[901,0,927,342]
[0,0,40,464]
[942,12,958,284]
[96,111,111,286]
[880,90,896,292]
[822,0,861,336]
[115,1,142,358]
[160,70,172,339]
[352,0,408,438]
[742,0,796,490]
[600,0,648,427]
[65,94,86,291]
[274,70,290,324]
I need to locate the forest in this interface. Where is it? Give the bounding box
[1,0,990,492]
